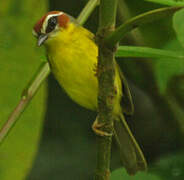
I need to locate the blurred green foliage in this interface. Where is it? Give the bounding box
[151,152,184,180]
[1,0,184,180]
[0,0,48,179]
[111,168,161,180]
[173,8,184,47]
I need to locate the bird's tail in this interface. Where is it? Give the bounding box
[113,113,147,175]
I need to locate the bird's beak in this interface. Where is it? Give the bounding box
[38,34,48,46]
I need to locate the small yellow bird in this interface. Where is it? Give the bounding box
[33,11,147,175]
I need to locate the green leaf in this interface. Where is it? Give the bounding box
[0,0,48,180]
[173,8,184,47]
[105,6,184,48]
[116,46,184,59]
[110,168,161,180]
[144,0,184,6]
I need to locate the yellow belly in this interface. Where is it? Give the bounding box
[48,39,98,110]
[45,23,122,113]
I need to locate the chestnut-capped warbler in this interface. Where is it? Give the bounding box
[33,11,147,175]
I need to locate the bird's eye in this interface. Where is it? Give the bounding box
[46,16,57,33]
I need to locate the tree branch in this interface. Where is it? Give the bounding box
[94,0,118,180]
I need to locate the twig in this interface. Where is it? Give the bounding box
[77,0,100,25]
[94,0,118,180]
[0,62,50,143]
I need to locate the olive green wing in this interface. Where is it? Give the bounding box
[116,64,134,115]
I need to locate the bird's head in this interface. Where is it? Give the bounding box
[33,11,70,46]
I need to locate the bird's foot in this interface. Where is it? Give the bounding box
[92,118,113,137]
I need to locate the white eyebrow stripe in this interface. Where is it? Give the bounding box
[41,12,64,34]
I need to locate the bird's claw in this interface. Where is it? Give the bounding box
[92,118,112,137]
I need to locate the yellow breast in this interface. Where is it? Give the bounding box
[45,23,122,113]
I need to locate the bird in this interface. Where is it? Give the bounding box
[33,11,147,175]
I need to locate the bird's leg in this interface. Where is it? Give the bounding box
[92,116,113,137]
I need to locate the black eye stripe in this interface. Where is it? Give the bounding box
[46,16,57,33]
